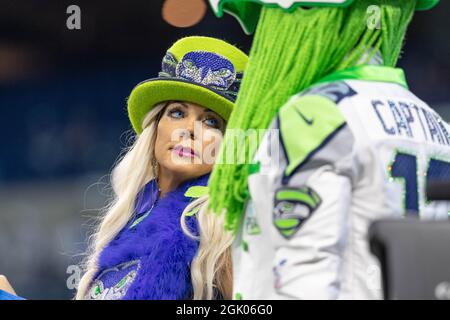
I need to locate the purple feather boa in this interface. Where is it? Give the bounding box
[92,174,210,300]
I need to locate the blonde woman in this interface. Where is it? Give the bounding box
[75,36,248,300]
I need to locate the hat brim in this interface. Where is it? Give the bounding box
[128,78,235,134]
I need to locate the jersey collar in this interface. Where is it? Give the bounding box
[314,65,408,89]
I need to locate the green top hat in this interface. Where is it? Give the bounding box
[128,36,248,134]
[208,0,441,34]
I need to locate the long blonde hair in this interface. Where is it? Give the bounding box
[76,102,233,300]
[76,103,165,299]
[181,197,234,300]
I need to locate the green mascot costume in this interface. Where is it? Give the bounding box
[207,0,450,299]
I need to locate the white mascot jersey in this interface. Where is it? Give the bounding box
[232,65,450,300]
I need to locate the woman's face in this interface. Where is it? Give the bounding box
[154,101,225,182]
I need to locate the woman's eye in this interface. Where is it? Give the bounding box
[168,108,184,119]
[204,117,219,128]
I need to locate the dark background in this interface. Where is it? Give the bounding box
[0,0,448,299]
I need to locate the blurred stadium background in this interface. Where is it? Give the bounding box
[0,0,448,299]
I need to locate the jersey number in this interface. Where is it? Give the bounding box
[390,152,450,216]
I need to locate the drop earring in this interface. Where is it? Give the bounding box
[152,158,158,178]
[152,159,162,196]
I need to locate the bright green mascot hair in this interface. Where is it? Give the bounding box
[208,0,417,231]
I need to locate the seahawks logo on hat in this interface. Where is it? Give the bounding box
[273,186,321,239]
[176,51,237,91]
[160,51,242,102]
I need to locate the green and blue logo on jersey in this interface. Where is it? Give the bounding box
[273,186,322,238]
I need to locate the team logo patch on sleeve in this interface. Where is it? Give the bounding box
[273,186,321,239]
